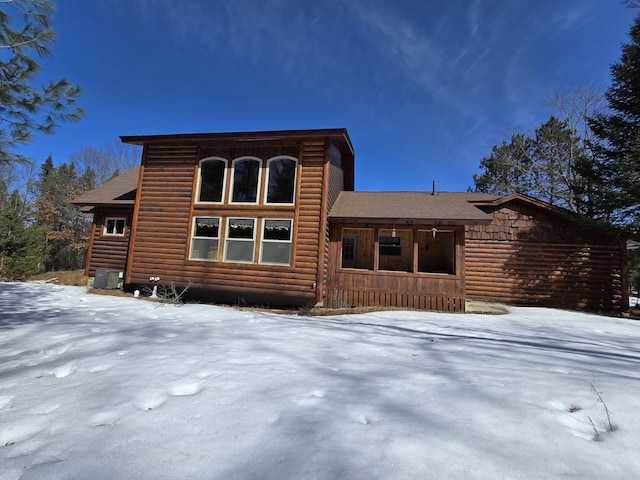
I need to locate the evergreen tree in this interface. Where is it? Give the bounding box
[0,0,84,164]
[590,14,640,228]
[33,156,95,270]
[473,133,533,195]
[474,116,592,215]
[0,189,47,279]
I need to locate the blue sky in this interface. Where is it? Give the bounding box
[19,0,637,191]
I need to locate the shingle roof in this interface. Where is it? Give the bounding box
[72,166,140,207]
[328,191,495,224]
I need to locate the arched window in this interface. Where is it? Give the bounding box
[265,156,297,204]
[197,157,227,203]
[231,157,261,203]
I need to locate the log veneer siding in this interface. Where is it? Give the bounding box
[85,207,133,276]
[125,137,348,305]
[465,202,627,312]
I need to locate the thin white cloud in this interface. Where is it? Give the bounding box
[468,0,482,37]
[337,0,449,98]
[116,0,604,140]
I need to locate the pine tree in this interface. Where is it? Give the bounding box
[474,116,591,215]
[590,14,640,228]
[0,0,84,164]
[473,133,533,196]
[0,190,47,279]
[33,156,95,270]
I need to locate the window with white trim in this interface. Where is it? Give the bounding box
[190,217,220,261]
[265,156,297,204]
[197,158,227,203]
[104,217,126,236]
[224,218,256,263]
[231,157,261,203]
[260,219,293,265]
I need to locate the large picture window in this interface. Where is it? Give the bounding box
[197,158,227,203]
[260,219,293,265]
[190,217,220,261]
[224,218,256,263]
[265,157,297,204]
[231,158,261,203]
[104,217,126,236]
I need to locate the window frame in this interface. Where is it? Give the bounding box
[103,217,126,236]
[341,234,358,268]
[378,235,402,256]
[259,218,294,266]
[195,157,228,204]
[417,229,456,275]
[264,156,298,205]
[223,217,256,263]
[189,216,221,262]
[230,157,262,204]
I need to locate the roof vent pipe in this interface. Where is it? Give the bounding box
[432,180,437,195]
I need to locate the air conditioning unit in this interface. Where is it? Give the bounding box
[94,269,123,289]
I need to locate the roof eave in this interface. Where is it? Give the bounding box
[120,128,354,154]
[329,216,492,225]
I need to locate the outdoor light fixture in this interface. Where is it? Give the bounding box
[392,226,396,238]
[431,227,437,238]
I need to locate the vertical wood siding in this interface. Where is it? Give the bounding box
[465,202,627,311]
[326,224,466,312]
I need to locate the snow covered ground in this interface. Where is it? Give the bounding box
[1,283,639,480]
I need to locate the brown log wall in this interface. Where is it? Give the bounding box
[85,207,133,276]
[465,202,627,312]
[298,140,327,303]
[318,143,346,300]
[125,140,341,305]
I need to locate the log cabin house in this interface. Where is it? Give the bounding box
[73,128,628,313]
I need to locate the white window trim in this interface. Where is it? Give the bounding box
[230,156,262,204]
[189,216,221,262]
[195,157,228,204]
[223,217,256,263]
[259,218,294,266]
[263,156,298,206]
[103,217,126,236]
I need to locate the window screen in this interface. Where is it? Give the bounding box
[225,218,255,262]
[260,219,293,265]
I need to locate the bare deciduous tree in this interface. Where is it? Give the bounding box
[71,140,140,185]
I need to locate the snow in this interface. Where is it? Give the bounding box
[1,283,639,479]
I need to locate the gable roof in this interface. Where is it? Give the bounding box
[72,166,140,209]
[329,191,495,225]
